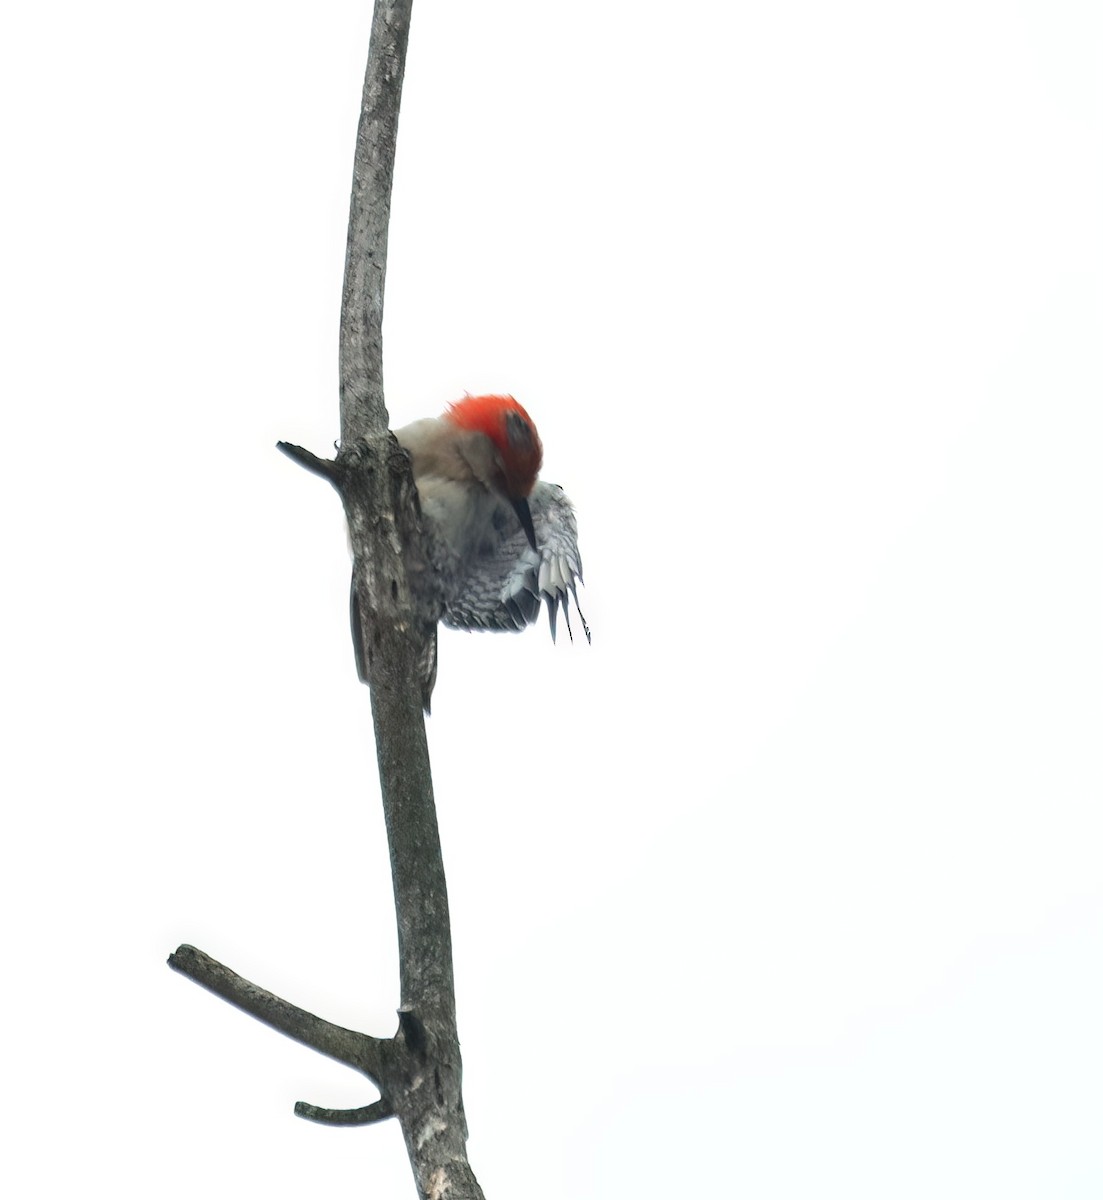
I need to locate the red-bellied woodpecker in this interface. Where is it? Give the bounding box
[352,393,588,706]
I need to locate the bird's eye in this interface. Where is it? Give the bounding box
[504,410,536,453]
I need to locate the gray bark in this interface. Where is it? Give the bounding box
[170,2,486,1196]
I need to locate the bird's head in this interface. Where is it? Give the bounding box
[445,394,543,496]
[444,394,544,549]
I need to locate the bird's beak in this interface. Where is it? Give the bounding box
[512,496,538,552]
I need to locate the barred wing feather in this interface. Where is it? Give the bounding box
[442,482,590,643]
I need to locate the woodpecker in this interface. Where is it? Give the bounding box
[352,393,588,706]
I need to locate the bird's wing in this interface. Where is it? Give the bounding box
[442,482,590,643]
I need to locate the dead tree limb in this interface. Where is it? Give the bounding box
[170,2,486,1196]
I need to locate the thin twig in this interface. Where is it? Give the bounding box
[276,440,341,484]
[295,1099,395,1126]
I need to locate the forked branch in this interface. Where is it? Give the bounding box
[170,1,486,1196]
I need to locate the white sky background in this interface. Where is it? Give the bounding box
[2,0,1101,1195]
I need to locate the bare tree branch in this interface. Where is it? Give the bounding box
[276,440,340,485]
[339,0,412,445]
[294,1099,395,1127]
[171,2,488,1197]
[167,945,386,1081]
